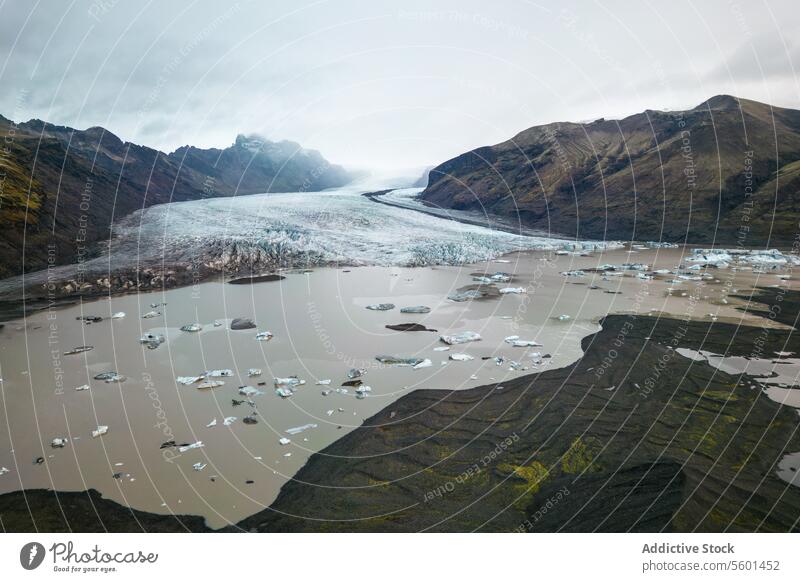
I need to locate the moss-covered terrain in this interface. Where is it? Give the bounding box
[2,288,799,532]
[0,489,209,532]
[239,287,800,532]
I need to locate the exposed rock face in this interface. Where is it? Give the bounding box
[0,116,352,278]
[420,95,800,246]
[171,134,351,195]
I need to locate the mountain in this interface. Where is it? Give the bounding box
[420,95,800,246]
[0,117,352,277]
[170,134,351,194]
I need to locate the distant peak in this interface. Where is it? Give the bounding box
[694,94,741,111]
[234,133,269,151]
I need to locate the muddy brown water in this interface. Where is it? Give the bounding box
[0,247,795,528]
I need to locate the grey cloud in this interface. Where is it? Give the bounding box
[1,0,798,169]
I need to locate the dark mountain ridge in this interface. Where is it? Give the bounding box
[420,95,800,246]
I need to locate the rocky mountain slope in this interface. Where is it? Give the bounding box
[0,116,351,277]
[420,96,800,246]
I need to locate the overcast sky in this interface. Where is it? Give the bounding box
[1,0,798,170]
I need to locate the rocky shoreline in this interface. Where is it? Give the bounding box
[0,260,308,322]
[2,287,799,532]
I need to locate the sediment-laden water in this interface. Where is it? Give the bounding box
[0,242,795,528]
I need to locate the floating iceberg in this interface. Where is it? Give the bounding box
[178,441,204,453]
[375,355,425,367]
[400,305,431,314]
[197,380,224,390]
[440,331,482,345]
[286,423,318,435]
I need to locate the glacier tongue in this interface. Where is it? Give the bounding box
[111,186,603,269]
[0,184,622,299]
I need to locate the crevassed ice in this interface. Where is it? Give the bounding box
[110,186,604,268]
[0,185,622,297]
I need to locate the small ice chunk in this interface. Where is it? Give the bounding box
[413,359,432,369]
[178,441,204,453]
[176,376,203,385]
[64,345,93,356]
[375,355,425,367]
[274,377,305,388]
[400,305,431,314]
[511,340,541,347]
[197,380,224,390]
[440,331,482,345]
[286,423,318,435]
[238,385,262,397]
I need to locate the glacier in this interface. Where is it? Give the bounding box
[109,185,594,269]
[0,182,620,298]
